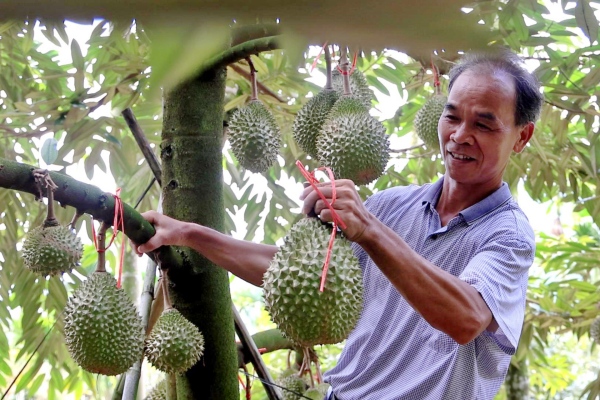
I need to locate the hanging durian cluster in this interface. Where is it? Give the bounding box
[275,360,331,399]
[292,46,390,186]
[22,224,83,276]
[228,57,282,173]
[263,218,363,348]
[145,379,167,400]
[22,170,83,277]
[64,272,145,375]
[144,307,205,374]
[414,94,447,150]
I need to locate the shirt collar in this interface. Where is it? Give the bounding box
[421,177,513,225]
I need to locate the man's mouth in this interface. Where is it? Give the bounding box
[448,151,474,161]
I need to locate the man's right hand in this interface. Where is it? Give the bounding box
[133,211,189,256]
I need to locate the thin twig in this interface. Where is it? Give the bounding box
[229,64,285,103]
[134,178,156,209]
[247,57,259,101]
[122,108,162,186]
[324,45,333,90]
[95,221,111,273]
[1,315,61,400]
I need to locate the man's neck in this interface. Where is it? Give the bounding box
[436,175,502,227]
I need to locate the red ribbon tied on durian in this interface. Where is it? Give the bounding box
[91,188,126,288]
[296,160,346,292]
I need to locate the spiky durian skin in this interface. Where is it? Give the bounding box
[277,374,307,400]
[293,90,339,159]
[64,272,144,376]
[22,224,83,276]
[591,317,600,344]
[303,383,331,400]
[263,218,363,348]
[331,69,374,109]
[414,95,447,150]
[228,100,281,173]
[144,308,204,374]
[317,96,390,185]
[145,378,167,400]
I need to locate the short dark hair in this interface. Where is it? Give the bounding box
[447,48,544,126]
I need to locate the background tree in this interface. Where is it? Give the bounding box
[0,0,599,399]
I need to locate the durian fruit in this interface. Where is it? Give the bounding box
[63,272,144,375]
[144,308,204,374]
[317,95,390,185]
[293,89,339,159]
[277,373,307,400]
[590,317,600,344]
[414,94,447,150]
[145,378,167,400]
[263,218,363,347]
[228,100,281,173]
[22,223,83,276]
[331,68,373,109]
[304,383,331,400]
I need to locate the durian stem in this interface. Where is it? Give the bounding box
[314,358,323,384]
[339,46,352,96]
[324,45,333,90]
[247,57,259,101]
[147,277,165,334]
[95,221,110,273]
[167,373,177,400]
[33,169,59,226]
[301,347,315,388]
[68,211,83,230]
[161,271,173,310]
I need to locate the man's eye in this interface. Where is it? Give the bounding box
[477,123,491,130]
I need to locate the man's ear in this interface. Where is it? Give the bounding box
[514,122,535,154]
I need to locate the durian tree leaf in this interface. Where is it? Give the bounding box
[27,374,46,397]
[570,0,599,45]
[40,138,58,165]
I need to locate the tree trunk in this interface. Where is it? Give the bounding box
[505,358,529,400]
[161,67,238,399]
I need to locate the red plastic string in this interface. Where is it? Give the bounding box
[91,188,126,288]
[113,189,126,289]
[309,42,328,73]
[295,160,347,292]
[336,51,358,76]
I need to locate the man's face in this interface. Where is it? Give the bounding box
[438,69,531,190]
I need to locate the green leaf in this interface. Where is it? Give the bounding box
[70,39,85,71]
[573,0,599,45]
[40,138,59,166]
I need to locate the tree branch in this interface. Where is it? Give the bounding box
[203,36,281,73]
[228,63,285,103]
[236,328,295,368]
[230,23,282,47]
[0,157,183,270]
[122,108,162,186]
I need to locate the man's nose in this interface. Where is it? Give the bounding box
[450,124,474,145]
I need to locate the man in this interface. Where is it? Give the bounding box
[136,48,543,399]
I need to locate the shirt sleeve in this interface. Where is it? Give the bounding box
[459,234,534,354]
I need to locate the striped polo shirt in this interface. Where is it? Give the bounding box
[324,177,535,400]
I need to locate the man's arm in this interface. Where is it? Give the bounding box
[135,211,278,287]
[302,180,495,345]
